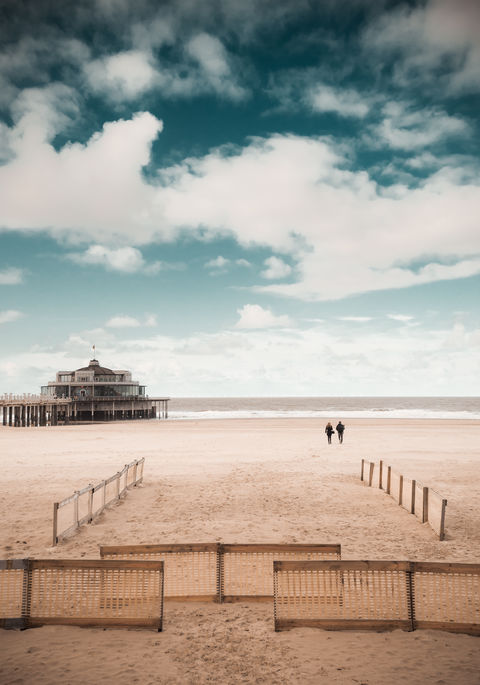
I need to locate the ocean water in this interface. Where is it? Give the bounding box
[167,397,480,421]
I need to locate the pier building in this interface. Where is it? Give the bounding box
[1,357,169,425]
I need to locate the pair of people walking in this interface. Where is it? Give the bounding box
[325,421,345,444]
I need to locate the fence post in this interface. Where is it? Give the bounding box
[406,562,416,632]
[411,480,416,514]
[368,462,374,487]
[386,466,391,495]
[22,558,33,630]
[399,475,403,506]
[74,492,79,529]
[216,544,224,603]
[439,500,447,541]
[133,460,138,486]
[379,460,383,489]
[422,487,429,523]
[88,486,94,522]
[102,480,107,510]
[52,502,59,546]
[361,458,365,481]
[116,472,120,500]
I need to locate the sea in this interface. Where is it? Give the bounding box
[167,397,480,421]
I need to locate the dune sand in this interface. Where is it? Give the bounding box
[0,418,479,684]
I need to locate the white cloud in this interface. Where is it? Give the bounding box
[1,111,479,302]
[205,256,230,270]
[308,84,370,118]
[3,318,480,396]
[236,258,251,268]
[0,310,23,324]
[145,314,158,327]
[388,314,414,322]
[0,267,24,285]
[375,102,469,149]
[186,33,247,101]
[261,256,292,280]
[337,316,373,323]
[85,51,157,100]
[235,304,293,329]
[106,315,141,328]
[69,245,145,272]
[362,0,480,95]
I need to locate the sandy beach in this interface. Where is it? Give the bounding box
[0,418,479,684]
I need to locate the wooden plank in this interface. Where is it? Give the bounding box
[223,595,272,603]
[27,617,163,630]
[100,543,220,556]
[29,559,164,571]
[221,544,341,554]
[413,561,480,574]
[274,619,413,632]
[52,503,59,547]
[274,560,413,572]
[423,486,429,523]
[414,621,480,636]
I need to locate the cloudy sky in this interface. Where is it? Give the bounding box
[0,0,479,396]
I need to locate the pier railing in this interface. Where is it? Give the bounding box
[360,459,447,540]
[52,458,145,546]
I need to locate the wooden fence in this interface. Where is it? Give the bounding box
[53,458,145,546]
[274,560,480,636]
[100,543,341,602]
[0,558,164,631]
[360,459,447,540]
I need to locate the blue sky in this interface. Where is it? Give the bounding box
[0,0,479,396]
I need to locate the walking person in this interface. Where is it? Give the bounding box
[325,421,335,444]
[336,421,345,443]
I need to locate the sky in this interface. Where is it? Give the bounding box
[0,0,479,396]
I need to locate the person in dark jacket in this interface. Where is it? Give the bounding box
[325,421,335,444]
[336,421,345,443]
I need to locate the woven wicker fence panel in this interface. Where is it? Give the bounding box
[389,470,401,504]
[0,567,25,621]
[222,545,341,600]
[414,565,480,629]
[28,560,163,628]
[100,546,219,599]
[274,561,412,630]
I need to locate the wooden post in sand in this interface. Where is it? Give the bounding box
[361,459,365,481]
[422,487,429,523]
[52,502,59,546]
[379,460,383,489]
[386,466,391,495]
[368,462,374,487]
[399,475,403,506]
[411,480,416,514]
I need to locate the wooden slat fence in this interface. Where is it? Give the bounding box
[100,543,341,602]
[53,458,145,546]
[274,560,480,636]
[360,459,447,540]
[0,558,164,631]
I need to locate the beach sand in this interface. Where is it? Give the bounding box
[0,418,479,684]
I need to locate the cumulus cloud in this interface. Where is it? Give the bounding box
[375,102,469,149]
[235,304,293,329]
[85,50,157,100]
[0,309,23,324]
[106,315,141,328]
[0,267,24,285]
[261,256,292,280]
[69,245,146,272]
[1,110,479,301]
[362,0,480,95]
[205,256,230,272]
[337,316,373,322]
[388,314,414,322]
[308,84,370,118]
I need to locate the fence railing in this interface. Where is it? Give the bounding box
[0,558,164,631]
[53,458,145,546]
[360,459,447,540]
[100,543,341,602]
[274,560,480,636]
